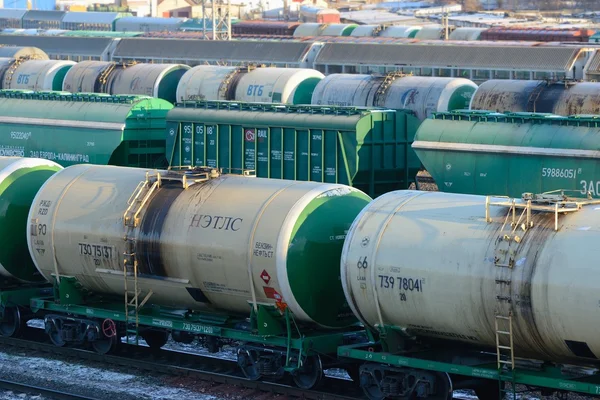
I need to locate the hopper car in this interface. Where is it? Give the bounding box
[412,110,600,199]
[0,90,425,198]
[1,157,600,399]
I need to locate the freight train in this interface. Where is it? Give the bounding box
[0,79,477,197]
[0,90,424,198]
[1,156,600,399]
[0,9,595,43]
[1,32,599,83]
[0,57,478,114]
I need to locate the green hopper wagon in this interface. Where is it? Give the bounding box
[413,110,600,198]
[0,90,173,168]
[166,101,422,198]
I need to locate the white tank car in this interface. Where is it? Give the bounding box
[342,190,600,363]
[28,164,371,328]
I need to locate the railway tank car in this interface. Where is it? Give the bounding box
[341,189,600,399]
[62,61,189,103]
[0,156,62,284]
[2,59,75,91]
[470,79,600,116]
[176,66,324,104]
[311,74,477,120]
[25,163,371,385]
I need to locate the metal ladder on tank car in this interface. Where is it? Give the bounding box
[97,63,117,93]
[485,191,600,399]
[489,198,524,400]
[3,56,29,87]
[373,71,411,107]
[217,65,258,100]
[122,168,222,344]
[122,172,161,345]
[524,82,545,113]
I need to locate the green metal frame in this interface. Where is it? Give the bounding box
[432,109,600,127]
[29,277,358,371]
[167,100,421,198]
[338,342,600,396]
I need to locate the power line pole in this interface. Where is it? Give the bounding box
[202,0,232,40]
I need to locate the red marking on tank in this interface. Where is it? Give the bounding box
[260,269,271,285]
[263,287,281,300]
[245,129,255,142]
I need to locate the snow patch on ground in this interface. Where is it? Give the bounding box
[0,349,217,400]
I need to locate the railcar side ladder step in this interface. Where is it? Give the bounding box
[122,172,162,345]
[495,314,517,400]
[121,169,218,345]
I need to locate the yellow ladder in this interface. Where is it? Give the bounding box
[484,190,600,398]
[373,71,411,107]
[122,172,160,345]
[495,314,517,400]
[495,314,515,370]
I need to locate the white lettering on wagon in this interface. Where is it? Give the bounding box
[0,145,24,157]
[29,151,90,163]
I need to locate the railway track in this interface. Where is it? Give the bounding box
[0,328,492,400]
[0,328,363,400]
[0,378,98,400]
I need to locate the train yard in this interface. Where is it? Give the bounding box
[2,8,600,400]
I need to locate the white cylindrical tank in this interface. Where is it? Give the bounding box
[62,61,114,93]
[320,23,357,36]
[448,27,486,41]
[293,22,324,37]
[381,77,478,120]
[350,25,379,37]
[234,68,324,104]
[175,65,243,102]
[414,25,443,39]
[379,25,421,38]
[0,46,49,60]
[28,165,372,328]
[106,63,190,103]
[3,59,75,91]
[342,190,600,362]
[311,74,383,107]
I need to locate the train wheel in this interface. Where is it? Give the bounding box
[93,320,118,355]
[293,355,323,389]
[142,329,168,349]
[92,335,118,354]
[360,369,385,400]
[0,306,22,338]
[237,348,261,381]
[430,372,453,400]
[48,321,66,347]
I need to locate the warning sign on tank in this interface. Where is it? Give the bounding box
[263,287,282,300]
[260,269,271,285]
